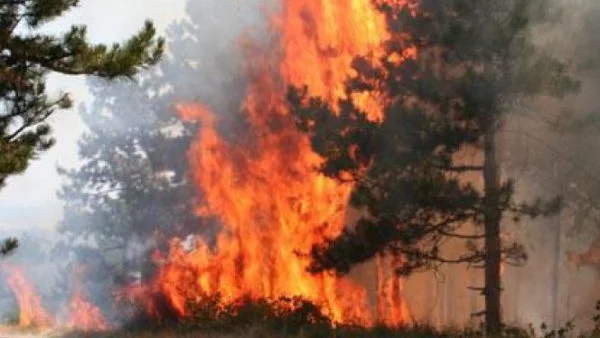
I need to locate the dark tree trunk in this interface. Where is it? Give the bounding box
[551,165,562,330]
[484,125,502,335]
[551,214,561,329]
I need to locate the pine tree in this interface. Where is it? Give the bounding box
[0,0,165,254]
[57,0,248,285]
[288,0,579,333]
[56,70,199,283]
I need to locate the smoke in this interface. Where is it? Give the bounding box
[387,0,600,331]
[75,0,271,321]
[5,0,600,332]
[402,0,600,330]
[0,0,274,329]
[0,229,59,323]
[500,0,600,331]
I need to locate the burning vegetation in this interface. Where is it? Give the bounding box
[126,0,411,327]
[3,0,600,336]
[1,0,414,332]
[1,265,53,328]
[0,264,109,333]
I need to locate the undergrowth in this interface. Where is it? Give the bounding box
[54,299,600,338]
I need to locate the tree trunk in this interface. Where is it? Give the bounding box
[376,252,385,324]
[551,164,562,330]
[484,125,502,335]
[469,267,477,326]
[551,213,561,329]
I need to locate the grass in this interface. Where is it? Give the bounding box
[51,326,484,338]
[52,324,600,338]
[19,299,600,337]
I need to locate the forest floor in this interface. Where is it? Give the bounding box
[40,326,600,338]
[0,325,493,338]
[2,322,600,338]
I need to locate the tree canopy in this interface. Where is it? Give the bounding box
[288,0,579,332]
[0,0,165,255]
[0,0,164,189]
[57,0,252,283]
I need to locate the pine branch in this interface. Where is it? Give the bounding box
[0,237,18,255]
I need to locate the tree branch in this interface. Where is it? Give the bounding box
[436,229,485,239]
[434,165,484,172]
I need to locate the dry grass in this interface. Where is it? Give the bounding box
[55,326,304,338]
[47,326,505,338]
[11,326,600,338]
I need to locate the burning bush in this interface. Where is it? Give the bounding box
[118,289,332,334]
[182,295,331,333]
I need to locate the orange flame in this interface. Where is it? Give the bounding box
[1,265,53,328]
[65,267,109,332]
[65,292,109,332]
[146,0,413,326]
[1,264,108,332]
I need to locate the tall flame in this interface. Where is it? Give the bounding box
[149,0,411,326]
[1,264,108,332]
[65,292,109,332]
[1,265,53,328]
[65,267,109,332]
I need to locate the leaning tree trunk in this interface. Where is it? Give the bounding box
[483,124,502,335]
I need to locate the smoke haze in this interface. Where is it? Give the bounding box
[3,0,600,332]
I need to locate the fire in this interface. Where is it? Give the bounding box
[276,0,390,121]
[65,267,109,332]
[146,0,413,327]
[1,264,53,328]
[1,264,108,332]
[65,291,109,332]
[376,254,411,326]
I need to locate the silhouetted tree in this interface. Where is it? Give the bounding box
[0,0,164,255]
[288,0,579,333]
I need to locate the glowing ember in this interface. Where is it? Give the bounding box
[142,0,413,327]
[1,265,53,328]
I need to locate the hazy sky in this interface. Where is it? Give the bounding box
[0,0,187,231]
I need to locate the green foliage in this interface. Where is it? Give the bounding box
[0,0,164,256]
[0,0,165,190]
[180,295,331,334]
[537,321,576,338]
[289,1,580,333]
[0,1,164,259]
[56,0,249,283]
[288,0,578,276]
[56,76,198,273]
[0,237,17,255]
[54,303,600,338]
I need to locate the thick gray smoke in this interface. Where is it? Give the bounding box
[4,0,600,332]
[66,0,272,322]
[0,0,270,327]
[500,0,600,331]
